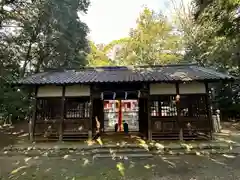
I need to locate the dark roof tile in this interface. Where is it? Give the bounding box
[15,64,236,85]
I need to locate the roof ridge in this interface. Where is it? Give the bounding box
[43,63,199,72]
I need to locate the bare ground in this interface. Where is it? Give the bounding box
[0,121,240,179]
[1,154,240,180]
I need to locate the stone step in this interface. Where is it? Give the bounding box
[90,148,149,155]
[93,153,153,159]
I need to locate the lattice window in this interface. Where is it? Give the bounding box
[65,98,90,119]
[159,96,177,117]
[180,95,207,118]
[151,101,159,116]
[36,98,62,121]
[150,96,177,117]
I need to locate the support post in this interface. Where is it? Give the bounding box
[88,91,93,139]
[118,100,122,131]
[29,86,38,142]
[175,83,183,141]
[59,86,65,141]
[205,82,213,139]
[147,86,152,141]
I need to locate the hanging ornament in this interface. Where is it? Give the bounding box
[125,92,128,99]
[113,92,116,100]
[176,94,180,102]
[138,90,141,98]
[101,92,103,100]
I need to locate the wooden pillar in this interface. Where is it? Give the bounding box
[29,86,38,142]
[175,83,183,141]
[59,85,65,141]
[88,91,93,139]
[147,85,152,141]
[118,100,122,131]
[205,82,213,139]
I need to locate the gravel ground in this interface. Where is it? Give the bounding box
[1,154,240,180]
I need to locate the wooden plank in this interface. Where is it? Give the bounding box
[30,86,38,142]
[59,85,65,141]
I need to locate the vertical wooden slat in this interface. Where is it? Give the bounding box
[29,86,38,142]
[147,84,152,141]
[59,85,65,141]
[205,82,213,139]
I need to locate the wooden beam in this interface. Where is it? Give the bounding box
[29,86,38,142]
[59,85,65,141]
[205,82,213,139]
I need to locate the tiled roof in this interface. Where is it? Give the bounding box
[15,64,235,85]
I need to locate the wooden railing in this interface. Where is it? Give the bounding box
[151,116,211,140]
[33,118,90,141]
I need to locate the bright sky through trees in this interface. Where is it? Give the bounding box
[80,0,191,44]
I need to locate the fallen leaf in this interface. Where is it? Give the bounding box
[222,154,236,158]
[195,151,201,156]
[86,140,94,146]
[82,158,89,166]
[14,161,20,165]
[18,133,28,137]
[24,157,32,163]
[63,155,70,159]
[45,168,52,172]
[136,138,146,145]
[34,156,39,159]
[96,137,103,146]
[11,166,28,174]
[139,143,149,151]
[116,162,125,176]
[144,164,151,169]
[155,143,164,150]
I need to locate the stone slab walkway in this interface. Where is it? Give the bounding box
[1,140,236,156]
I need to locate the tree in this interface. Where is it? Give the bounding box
[0,0,91,121]
[87,41,114,66]
[113,7,183,66]
[174,0,240,118]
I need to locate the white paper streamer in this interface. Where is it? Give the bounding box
[113,92,116,100]
[138,90,141,98]
[125,92,128,99]
[101,92,103,100]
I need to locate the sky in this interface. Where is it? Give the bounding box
[80,0,190,44]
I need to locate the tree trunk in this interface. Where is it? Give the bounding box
[20,41,33,77]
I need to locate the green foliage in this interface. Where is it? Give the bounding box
[177,0,240,115]
[87,7,183,67]
[115,7,183,65]
[87,41,114,66]
[184,0,240,67]
[0,0,90,121]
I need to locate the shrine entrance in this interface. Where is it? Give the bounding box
[91,83,149,139]
[103,100,139,132]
